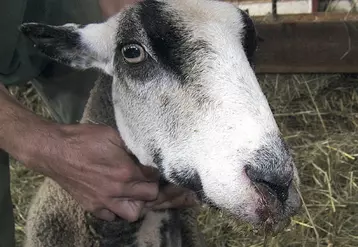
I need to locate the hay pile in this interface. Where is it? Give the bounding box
[9,74,358,246]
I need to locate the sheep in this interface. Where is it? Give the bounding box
[19,0,302,246]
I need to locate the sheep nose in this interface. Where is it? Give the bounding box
[245,165,293,203]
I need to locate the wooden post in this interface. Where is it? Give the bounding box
[311,0,320,12]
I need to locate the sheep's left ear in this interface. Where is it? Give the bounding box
[19,21,116,75]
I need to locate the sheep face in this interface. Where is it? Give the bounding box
[20,0,301,232]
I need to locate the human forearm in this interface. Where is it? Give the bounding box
[0,82,57,171]
[0,82,160,221]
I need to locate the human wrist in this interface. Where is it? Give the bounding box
[3,115,60,173]
[0,83,7,92]
[0,84,71,180]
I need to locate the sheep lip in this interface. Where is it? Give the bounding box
[253,182,289,227]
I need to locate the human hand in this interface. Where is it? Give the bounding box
[31,123,159,222]
[0,83,198,223]
[145,184,199,211]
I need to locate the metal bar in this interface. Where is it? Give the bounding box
[253,20,358,73]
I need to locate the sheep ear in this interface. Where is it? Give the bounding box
[19,21,115,75]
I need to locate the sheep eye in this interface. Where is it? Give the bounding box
[121,44,147,64]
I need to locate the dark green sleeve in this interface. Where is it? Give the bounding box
[0,0,48,86]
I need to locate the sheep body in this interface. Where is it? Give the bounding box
[24,74,204,247]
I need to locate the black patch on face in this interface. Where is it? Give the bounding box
[245,136,293,203]
[237,9,258,67]
[151,147,165,177]
[169,169,203,196]
[252,139,292,181]
[150,147,169,187]
[114,11,158,84]
[137,0,212,84]
[152,148,163,168]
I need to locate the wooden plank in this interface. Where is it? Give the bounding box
[253,20,358,73]
[234,0,312,16]
[253,12,358,23]
[227,0,355,16]
[311,0,319,13]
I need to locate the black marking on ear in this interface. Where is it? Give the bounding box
[238,9,258,67]
[19,23,83,66]
[137,1,212,84]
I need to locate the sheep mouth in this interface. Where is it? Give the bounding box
[195,189,295,236]
[253,182,302,235]
[159,173,301,235]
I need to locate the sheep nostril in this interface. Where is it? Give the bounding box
[245,166,292,203]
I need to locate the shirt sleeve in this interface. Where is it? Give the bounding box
[0,0,47,86]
